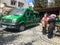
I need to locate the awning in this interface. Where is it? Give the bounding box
[34,6,60,12]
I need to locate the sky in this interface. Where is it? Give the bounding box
[26,0,33,3]
[48,0,55,3]
[26,0,34,7]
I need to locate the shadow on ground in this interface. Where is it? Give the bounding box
[3,34,22,45]
[3,24,39,33]
[55,34,60,37]
[3,36,33,45]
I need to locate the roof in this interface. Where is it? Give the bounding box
[34,6,60,12]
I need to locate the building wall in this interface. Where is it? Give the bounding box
[47,0,55,7]
[23,1,29,8]
[17,0,29,8]
[0,0,1,3]
[1,0,17,7]
[1,0,29,8]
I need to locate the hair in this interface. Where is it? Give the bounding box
[44,13,48,17]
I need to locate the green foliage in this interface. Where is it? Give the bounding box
[33,0,47,8]
[55,0,60,6]
[33,0,60,8]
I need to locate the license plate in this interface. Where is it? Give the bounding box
[2,25,7,28]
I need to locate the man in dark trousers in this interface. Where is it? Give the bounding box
[48,14,56,39]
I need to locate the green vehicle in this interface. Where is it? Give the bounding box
[1,8,40,31]
[55,17,60,30]
[55,16,60,26]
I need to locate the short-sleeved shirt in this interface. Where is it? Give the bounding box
[42,17,49,23]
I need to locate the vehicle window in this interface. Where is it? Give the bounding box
[34,13,39,18]
[25,11,30,17]
[30,11,33,15]
[10,8,24,15]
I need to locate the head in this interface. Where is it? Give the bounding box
[44,13,48,17]
[49,14,56,19]
[50,14,56,17]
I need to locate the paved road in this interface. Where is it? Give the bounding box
[0,23,60,45]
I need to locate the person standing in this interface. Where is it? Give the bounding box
[41,13,49,35]
[48,14,56,38]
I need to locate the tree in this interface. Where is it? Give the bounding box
[33,0,48,8]
[55,0,60,6]
[33,0,60,8]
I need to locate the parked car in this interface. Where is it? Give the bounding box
[1,8,40,31]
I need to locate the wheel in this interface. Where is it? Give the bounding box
[19,25,25,31]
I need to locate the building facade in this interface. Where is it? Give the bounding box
[47,0,55,7]
[0,0,29,8]
[33,0,57,8]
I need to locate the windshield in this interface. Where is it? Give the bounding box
[10,8,24,15]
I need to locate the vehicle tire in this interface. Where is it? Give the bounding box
[19,25,25,31]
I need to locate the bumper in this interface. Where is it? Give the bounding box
[2,24,19,29]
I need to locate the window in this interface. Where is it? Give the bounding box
[11,0,16,5]
[18,2,24,7]
[25,12,30,16]
[34,13,39,18]
[10,8,24,15]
